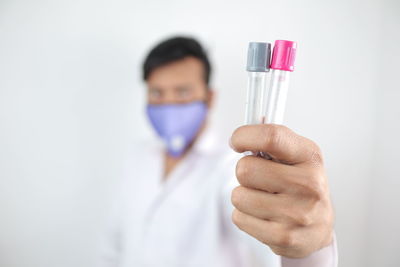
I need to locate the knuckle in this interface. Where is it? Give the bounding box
[270,246,287,257]
[309,145,324,167]
[277,230,296,248]
[306,173,325,201]
[295,171,325,202]
[295,211,313,226]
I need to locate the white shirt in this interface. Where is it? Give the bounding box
[97,129,337,267]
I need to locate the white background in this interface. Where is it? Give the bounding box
[0,0,399,266]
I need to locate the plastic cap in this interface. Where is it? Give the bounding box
[270,40,297,72]
[246,42,271,72]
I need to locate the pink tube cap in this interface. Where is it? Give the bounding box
[270,40,297,72]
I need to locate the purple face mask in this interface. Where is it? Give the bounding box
[146,101,207,157]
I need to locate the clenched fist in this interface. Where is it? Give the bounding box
[230,124,334,258]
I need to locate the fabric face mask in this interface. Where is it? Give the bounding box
[146,101,207,157]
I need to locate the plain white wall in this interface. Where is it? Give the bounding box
[366,0,400,266]
[0,0,398,266]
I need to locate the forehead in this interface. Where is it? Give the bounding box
[147,57,205,86]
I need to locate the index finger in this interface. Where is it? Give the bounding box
[230,124,323,165]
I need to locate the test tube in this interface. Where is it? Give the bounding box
[244,42,271,125]
[263,40,297,124]
[243,42,271,156]
[260,40,297,160]
[244,40,297,158]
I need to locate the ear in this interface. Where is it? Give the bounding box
[206,89,215,109]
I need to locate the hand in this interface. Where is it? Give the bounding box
[230,124,334,258]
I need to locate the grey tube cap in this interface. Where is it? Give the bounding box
[246,42,271,72]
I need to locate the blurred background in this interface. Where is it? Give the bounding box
[0,0,399,266]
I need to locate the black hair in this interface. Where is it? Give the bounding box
[143,36,211,86]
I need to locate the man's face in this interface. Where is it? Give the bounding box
[146,57,211,105]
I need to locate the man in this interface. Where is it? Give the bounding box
[98,36,337,266]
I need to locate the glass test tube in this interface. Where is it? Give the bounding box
[244,42,271,125]
[244,42,271,156]
[244,40,297,158]
[261,40,297,159]
[263,40,297,125]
